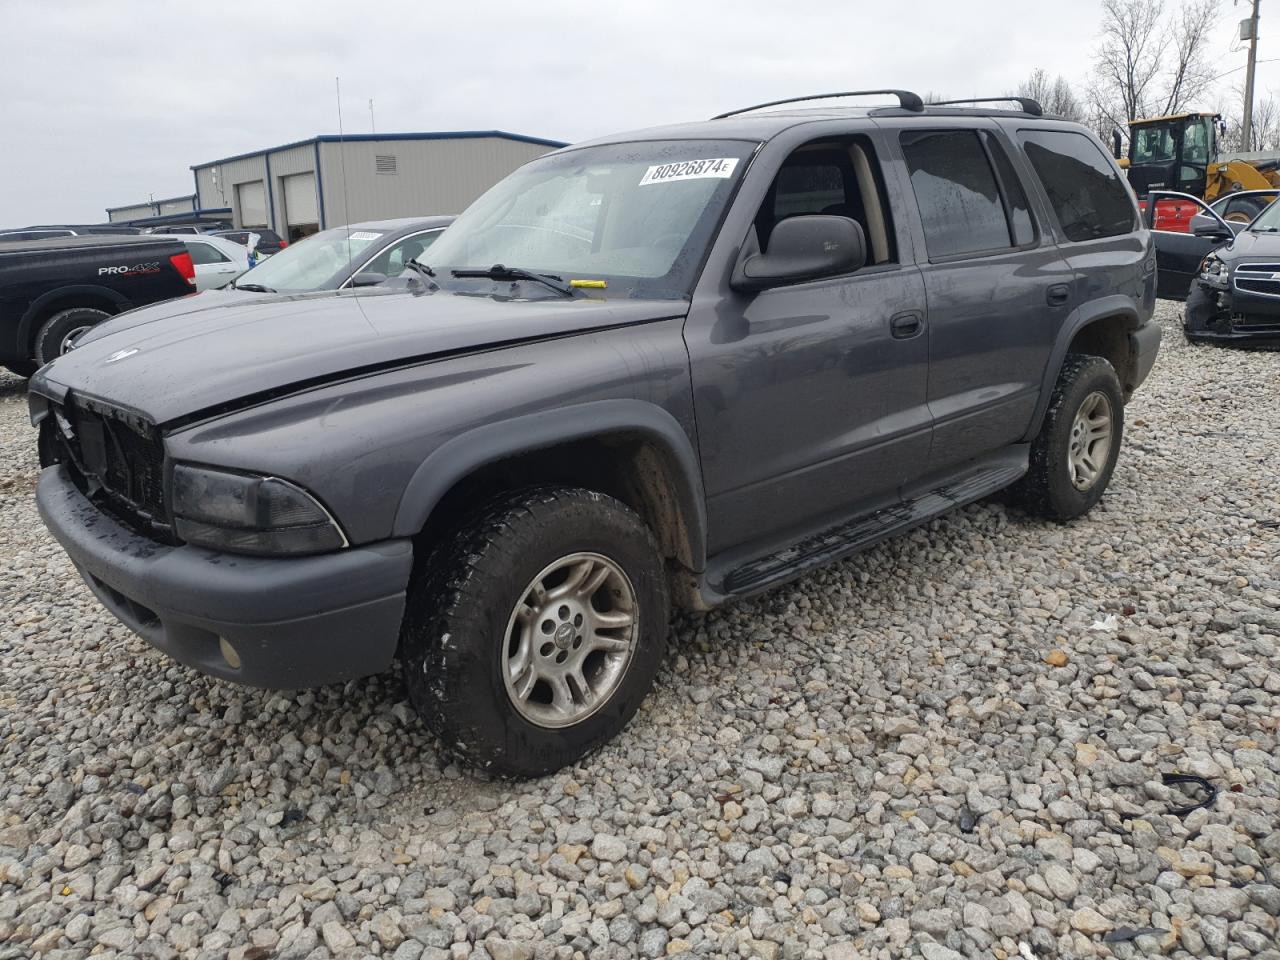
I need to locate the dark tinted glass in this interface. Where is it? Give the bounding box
[983,134,1035,245]
[1018,130,1134,242]
[773,162,844,219]
[900,130,1010,257]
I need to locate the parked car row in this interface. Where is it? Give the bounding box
[0,217,454,373]
[25,90,1164,776]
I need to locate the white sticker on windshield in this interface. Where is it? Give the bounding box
[347,231,382,241]
[639,158,739,186]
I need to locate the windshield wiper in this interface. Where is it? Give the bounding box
[451,264,574,297]
[404,260,436,279]
[233,282,275,293]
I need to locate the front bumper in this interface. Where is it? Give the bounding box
[37,464,413,689]
[1185,280,1280,348]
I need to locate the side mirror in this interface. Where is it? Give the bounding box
[1190,214,1232,240]
[350,271,389,288]
[731,215,866,292]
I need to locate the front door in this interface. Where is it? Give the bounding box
[685,134,932,559]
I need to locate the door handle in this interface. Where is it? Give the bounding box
[890,311,924,339]
[1047,283,1071,306]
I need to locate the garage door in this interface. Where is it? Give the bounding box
[236,181,267,228]
[282,173,319,240]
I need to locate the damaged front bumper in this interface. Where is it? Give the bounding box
[1185,274,1280,348]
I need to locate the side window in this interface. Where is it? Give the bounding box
[186,241,231,265]
[982,133,1036,246]
[1017,130,1135,242]
[899,130,1011,258]
[366,232,438,276]
[755,138,897,264]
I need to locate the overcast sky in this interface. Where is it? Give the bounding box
[0,0,1272,226]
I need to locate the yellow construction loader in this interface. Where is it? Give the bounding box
[1116,111,1280,229]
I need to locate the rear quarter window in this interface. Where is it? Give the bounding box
[1017,130,1135,242]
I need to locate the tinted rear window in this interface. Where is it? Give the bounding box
[900,130,1011,258]
[1017,130,1135,242]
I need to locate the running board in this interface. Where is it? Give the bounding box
[719,455,1026,596]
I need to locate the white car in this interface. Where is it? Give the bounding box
[180,234,251,292]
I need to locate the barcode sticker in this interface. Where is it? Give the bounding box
[639,158,738,186]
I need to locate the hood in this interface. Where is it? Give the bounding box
[34,287,684,427]
[1219,229,1280,263]
[74,286,335,344]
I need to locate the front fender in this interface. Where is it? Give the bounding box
[392,398,708,571]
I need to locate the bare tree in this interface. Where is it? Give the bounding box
[1090,0,1220,128]
[1218,90,1280,152]
[1016,69,1085,120]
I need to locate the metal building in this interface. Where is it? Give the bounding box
[105,194,231,229]
[190,130,566,241]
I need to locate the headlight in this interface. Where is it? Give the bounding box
[171,464,347,556]
[1199,256,1225,277]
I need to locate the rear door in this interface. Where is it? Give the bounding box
[883,119,1073,476]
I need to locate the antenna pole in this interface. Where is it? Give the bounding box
[336,77,353,262]
[369,98,375,134]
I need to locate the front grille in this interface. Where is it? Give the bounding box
[57,396,170,535]
[1233,264,1280,298]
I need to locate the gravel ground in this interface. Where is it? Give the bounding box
[1,300,1278,960]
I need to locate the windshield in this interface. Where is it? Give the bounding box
[1248,196,1280,231]
[1131,124,1176,164]
[419,139,755,298]
[234,226,387,292]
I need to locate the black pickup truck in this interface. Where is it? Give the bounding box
[0,234,195,377]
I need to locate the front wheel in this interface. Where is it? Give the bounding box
[1013,354,1124,521]
[402,487,670,777]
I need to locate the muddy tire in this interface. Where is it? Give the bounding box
[33,307,111,366]
[401,487,670,778]
[1013,354,1124,521]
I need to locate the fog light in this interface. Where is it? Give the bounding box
[219,637,242,670]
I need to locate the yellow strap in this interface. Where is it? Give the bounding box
[569,279,607,289]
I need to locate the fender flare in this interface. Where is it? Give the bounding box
[392,398,708,571]
[17,284,131,351]
[1021,294,1140,442]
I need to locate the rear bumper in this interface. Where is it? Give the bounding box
[1128,320,1162,392]
[37,464,413,689]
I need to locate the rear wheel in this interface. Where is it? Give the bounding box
[33,307,111,365]
[1013,354,1124,520]
[401,486,670,777]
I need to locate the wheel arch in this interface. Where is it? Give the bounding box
[18,285,130,353]
[393,398,708,578]
[1023,296,1142,442]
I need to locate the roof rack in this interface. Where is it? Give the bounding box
[929,96,1044,117]
[712,89,925,120]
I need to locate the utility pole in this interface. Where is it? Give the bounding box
[1242,0,1262,151]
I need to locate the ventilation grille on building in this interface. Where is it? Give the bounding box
[375,155,398,175]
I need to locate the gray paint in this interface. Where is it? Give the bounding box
[32,104,1162,688]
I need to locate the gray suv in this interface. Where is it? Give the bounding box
[31,90,1161,776]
